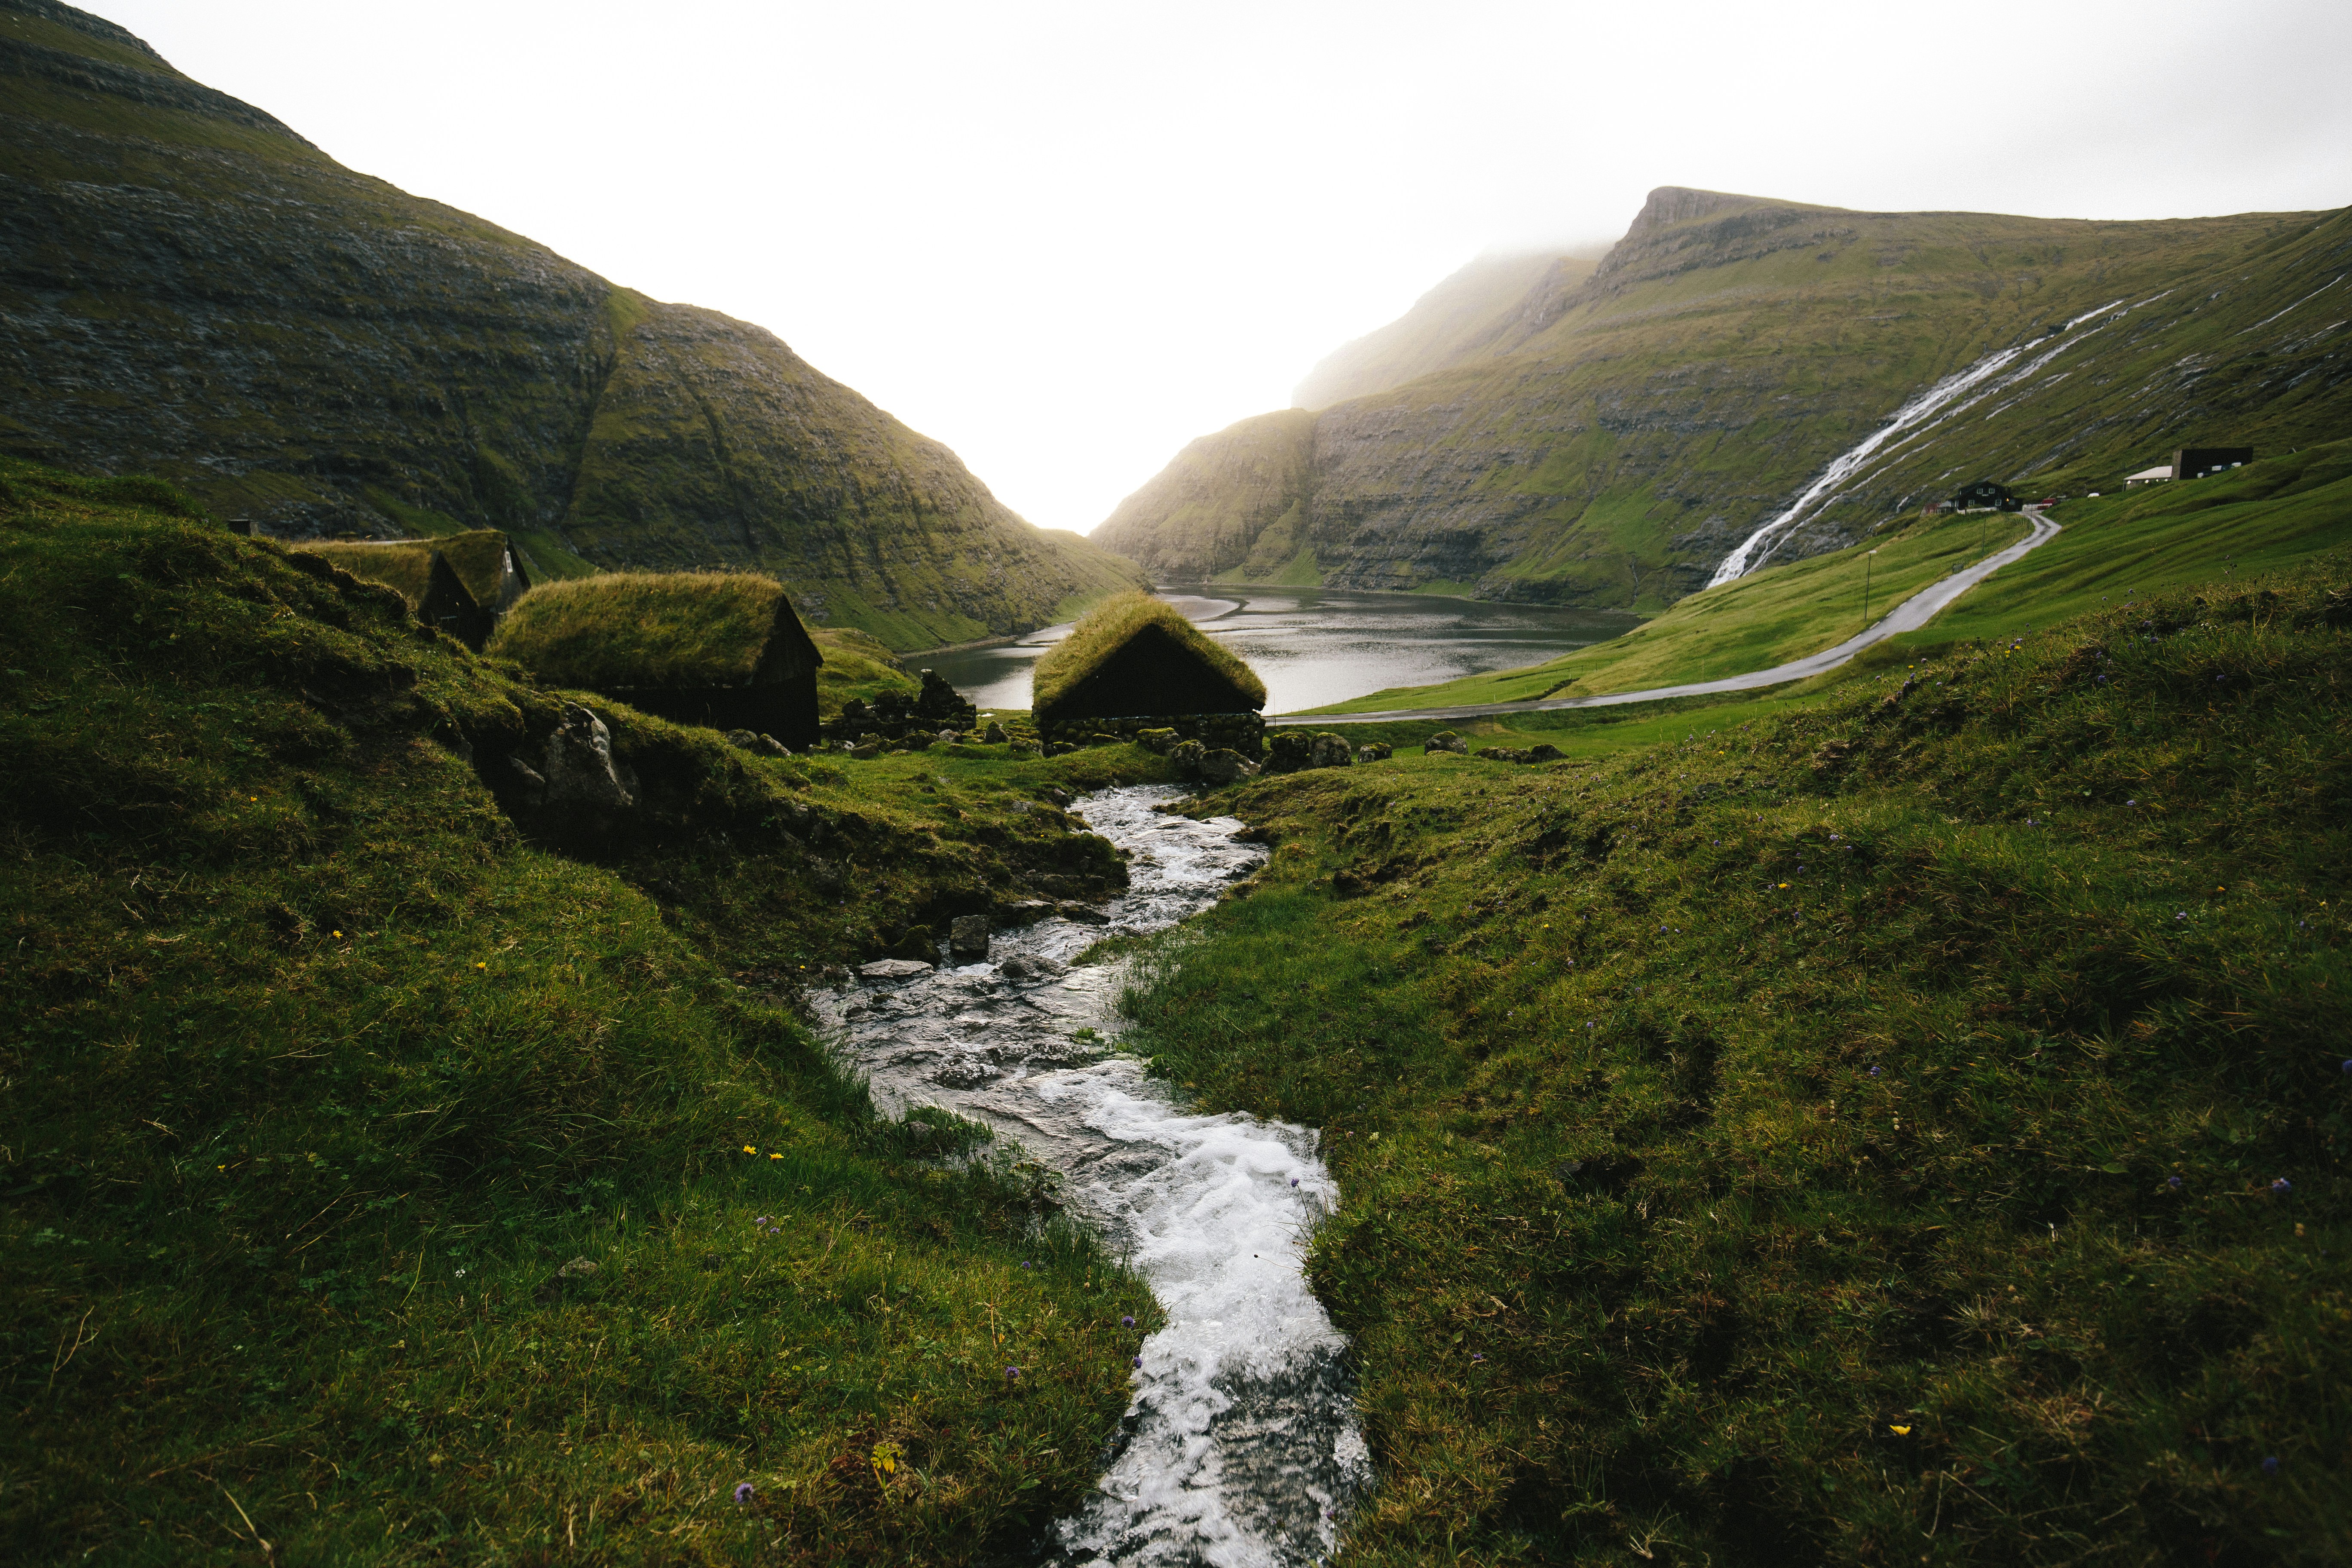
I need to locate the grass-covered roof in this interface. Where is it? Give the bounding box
[295,531,516,610]
[1032,590,1265,723]
[487,571,819,689]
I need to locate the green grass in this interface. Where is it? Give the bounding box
[489,571,803,689]
[1123,554,2352,1562]
[0,466,1194,1564]
[812,626,920,716]
[1310,510,2037,713]
[1886,441,2352,652]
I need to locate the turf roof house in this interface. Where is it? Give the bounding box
[486,572,823,750]
[291,531,530,650]
[1031,591,1268,755]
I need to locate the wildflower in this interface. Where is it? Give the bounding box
[2262,1456,2280,1476]
[476,961,487,969]
[744,1145,756,1155]
[1132,1355,1142,1367]
[1471,1353,1486,1363]
[734,1482,756,1505]
[1778,882,1789,890]
[2126,798,2137,806]
[1121,1315,1136,1327]
[769,1152,782,1160]
[1290,1178,1300,1188]
[2342,1060,2352,1074]
[1006,1366,1022,1380]
[2175,913,2187,922]
[2272,1178,2293,1196]
[2168,1176,2184,1191]
[754,1215,772,1225]
[1021,1260,1032,1270]
[1869,1066,1881,1078]
[1890,1424,1911,1436]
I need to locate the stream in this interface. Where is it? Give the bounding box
[809,787,1367,1566]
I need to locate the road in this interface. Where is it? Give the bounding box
[1266,509,2061,728]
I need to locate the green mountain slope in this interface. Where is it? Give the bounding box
[1311,438,2352,712]
[1096,186,2352,609]
[1292,250,1589,410]
[0,0,1143,649]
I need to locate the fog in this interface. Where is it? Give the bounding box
[104,0,2352,536]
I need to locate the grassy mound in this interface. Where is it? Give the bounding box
[489,571,809,689]
[811,626,921,716]
[1129,556,2352,1561]
[1032,590,1266,724]
[0,460,1179,1564]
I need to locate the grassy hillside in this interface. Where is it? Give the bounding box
[1097,185,2352,610]
[0,459,1182,1564]
[1129,554,2352,1563]
[1090,410,1321,583]
[811,626,920,715]
[0,0,1143,650]
[1310,440,2352,715]
[1292,251,1591,410]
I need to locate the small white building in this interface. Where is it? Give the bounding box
[2124,465,2173,488]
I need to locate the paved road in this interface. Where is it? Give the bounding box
[1267,510,2061,727]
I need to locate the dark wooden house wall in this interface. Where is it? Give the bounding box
[1036,621,1264,729]
[605,670,821,750]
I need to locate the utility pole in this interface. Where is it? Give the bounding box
[1863,548,1877,630]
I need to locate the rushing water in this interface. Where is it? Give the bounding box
[811,787,1367,1566]
[924,587,1639,714]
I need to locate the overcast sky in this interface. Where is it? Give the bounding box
[105,0,2352,536]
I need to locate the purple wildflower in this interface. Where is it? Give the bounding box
[1471,1354,1486,1363]
[2262,1456,2281,1476]
[734,1482,755,1505]
[2168,1176,2184,1191]
[2272,1178,2294,1196]
[1132,1356,1142,1368]
[2342,1060,2352,1074]
[1868,1066,1882,1078]
[1006,1365,1022,1380]
[1291,1178,1300,1188]
[1020,1260,1032,1270]
[1121,1315,1135,1327]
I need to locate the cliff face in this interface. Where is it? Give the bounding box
[1102,186,2352,609]
[1291,251,1589,410]
[0,0,1142,649]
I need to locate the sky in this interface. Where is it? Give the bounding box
[104,0,2352,536]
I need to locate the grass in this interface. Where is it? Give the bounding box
[294,531,518,613]
[811,627,920,716]
[1308,510,2037,713]
[1,463,1199,1564]
[488,572,809,689]
[1122,552,2352,1563]
[1030,590,1267,722]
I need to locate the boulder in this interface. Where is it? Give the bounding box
[1476,745,1530,763]
[993,898,1057,926]
[1135,727,1180,754]
[1262,731,1314,774]
[539,704,635,812]
[1525,743,1565,763]
[1309,732,1357,769]
[1197,747,1258,784]
[938,728,962,744]
[983,721,1009,744]
[1039,786,1075,808]
[949,913,992,961]
[856,958,935,983]
[1167,738,1207,772]
[1423,730,1467,755]
[1355,741,1393,763]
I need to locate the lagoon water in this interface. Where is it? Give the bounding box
[924,586,1641,715]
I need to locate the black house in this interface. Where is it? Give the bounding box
[2173,447,2253,481]
[1949,480,2022,513]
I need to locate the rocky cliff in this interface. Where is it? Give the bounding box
[1098,185,2352,607]
[0,0,1143,649]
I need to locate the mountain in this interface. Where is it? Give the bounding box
[1096,185,2352,609]
[0,0,1143,650]
[1292,250,1589,409]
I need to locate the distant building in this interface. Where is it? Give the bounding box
[2124,466,2174,488]
[291,530,532,650]
[2173,447,2253,480]
[1032,591,1268,753]
[487,571,822,750]
[1948,480,2021,513]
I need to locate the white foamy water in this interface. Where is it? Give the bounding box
[1708,294,2135,588]
[810,787,1368,1566]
